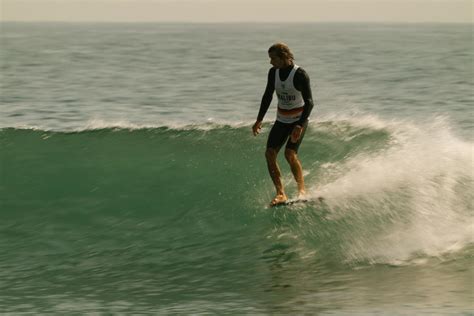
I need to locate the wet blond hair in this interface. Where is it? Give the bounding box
[268,42,294,63]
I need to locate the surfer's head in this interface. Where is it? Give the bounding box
[268,43,294,68]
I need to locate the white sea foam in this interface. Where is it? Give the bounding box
[308,116,473,264]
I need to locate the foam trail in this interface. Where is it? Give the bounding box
[307,117,473,264]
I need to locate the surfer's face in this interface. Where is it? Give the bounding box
[269,52,287,69]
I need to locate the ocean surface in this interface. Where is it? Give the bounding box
[1,22,473,315]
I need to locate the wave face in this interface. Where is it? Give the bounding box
[1,116,473,314]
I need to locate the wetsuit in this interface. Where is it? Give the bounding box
[257,65,314,152]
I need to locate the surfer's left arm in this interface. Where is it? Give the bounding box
[291,68,314,142]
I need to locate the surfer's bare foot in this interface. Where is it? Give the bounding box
[297,190,306,199]
[270,194,288,206]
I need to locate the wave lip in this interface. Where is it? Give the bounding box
[0,118,252,133]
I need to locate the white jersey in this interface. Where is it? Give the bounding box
[275,65,305,123]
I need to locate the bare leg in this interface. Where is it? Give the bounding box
[285,149,306,197]
[265,148,288,205]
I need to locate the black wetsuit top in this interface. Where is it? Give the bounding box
[257,65,314,126]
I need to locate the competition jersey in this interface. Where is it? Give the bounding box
[275,65,305,123]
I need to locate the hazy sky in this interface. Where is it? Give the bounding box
[1,0,472,23]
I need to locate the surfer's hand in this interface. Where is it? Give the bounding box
[290,125,303,143]
[252,121,262,136]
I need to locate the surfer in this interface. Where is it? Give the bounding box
[252,43,314,206]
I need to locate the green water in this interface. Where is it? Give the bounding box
[1,121,473,314]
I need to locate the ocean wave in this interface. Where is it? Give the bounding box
[2,114,472,266]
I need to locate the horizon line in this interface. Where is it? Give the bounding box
[2,20,472,24]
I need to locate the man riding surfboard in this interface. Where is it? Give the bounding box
[252,43,315,206]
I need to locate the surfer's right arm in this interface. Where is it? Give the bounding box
[253,68,276,136]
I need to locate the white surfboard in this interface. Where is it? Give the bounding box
[270,196,324,207]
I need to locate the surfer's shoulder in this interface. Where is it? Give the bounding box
[294,67,310,89]
[295,66,309,79]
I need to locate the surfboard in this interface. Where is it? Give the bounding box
[270,197,324,208]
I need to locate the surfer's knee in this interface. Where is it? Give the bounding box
[265,148,278,162]
[284,149,298,163]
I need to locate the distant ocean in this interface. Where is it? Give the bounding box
[1,22,472,315]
